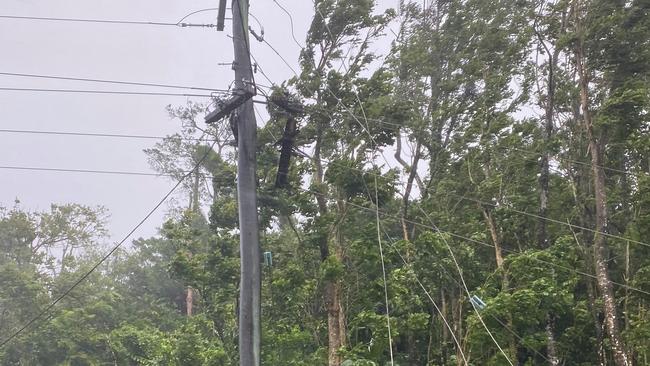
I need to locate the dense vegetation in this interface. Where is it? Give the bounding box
[1,0,649,365]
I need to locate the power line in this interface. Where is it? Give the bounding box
[271,4,502,358]
[0,14,215,28]
[445,192,650,250]
[250,53,275,88]
[35,56,628,255]
[0,165,207,178]
[300,187,650,297]
[0,87,215,98]
[0,139,219,349]
[0,128,216,142]
[372,174,395,364]
[258,18,396,361]
[262,39,299,76]
[307,4,503,361]
[271,0,304,49]
[3,139,644,354]
[302,147,650,254]
[176,8,223,24]
[414,203,514,365]
[259,3,646,181]
[0,87,269,105]
[382,224,551,363]
[301,180,643,362]
[379,223,469,365]
[256,97,650,252]
[249,40,643,182]
[0,71,227,92]
[367,115,649,179]
[323,133,650,250]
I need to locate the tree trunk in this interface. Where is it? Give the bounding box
[482,208,505,270]
[535,28,562,363]
[186,286,194,317]
[185,169,201,317]
[441,288,449,365]
[313,134,346,366]
[395,137,423,242]
[545,314,559,366]
[482,207,517,360]
[575,22,630,365]
[536,44,556,250]
[325,280,343,366]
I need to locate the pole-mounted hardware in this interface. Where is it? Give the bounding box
[470,295,487,310]
[263,251,273,267]
[216,0,228,31]
[269,94,304,188]
[205,86,255,124]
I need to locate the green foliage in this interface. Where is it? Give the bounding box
[3,1,650,365]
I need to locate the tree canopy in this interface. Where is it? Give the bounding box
[2,0,650,365]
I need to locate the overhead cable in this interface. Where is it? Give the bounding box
[0,165,206,178]
[0,14,215,28]
[0,87,215,98]
[301,187,650,297]
[0,71,226,92]
[0,128,216,142]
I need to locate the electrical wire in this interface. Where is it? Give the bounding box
[299,186,650,297]
[302,11,398,359]
[0,14,176,26]
[272,0,304,49]
[188,1,648,183]
[0,87,215,98]
[0,87,268,103]
[414,204,514,365]
[0,139,219,349]
[381,224,549,364]
[379,225,467,366]
[255,35,396,358]
[262,39,299,76]
[0,165,207,178]
[259,10,467,360]
[0,128,216,142]
[325,111,648,180]
[263,90,650,253]
[0,71,227,92]
[0,92,650,252]
[446,192,650,250]
[273,166,650,357]
[0,14,215,28]
[295,181,647,362]
[298,184,650,366]
[373,174,395,364]
[288,141,650,266]
[176,8,218,24]
[308,5,460,362]
[250,53,276,87]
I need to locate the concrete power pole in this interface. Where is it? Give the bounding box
[206,1,260,364]
[231,1,261,365]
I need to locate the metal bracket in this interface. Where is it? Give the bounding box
[205,88,255,124]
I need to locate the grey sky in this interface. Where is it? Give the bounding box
[0,1,397,246]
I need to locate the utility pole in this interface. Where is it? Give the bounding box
[231,1,260,365]
[207,0,260,364]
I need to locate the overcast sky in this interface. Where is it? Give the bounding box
[0,0,397,247]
